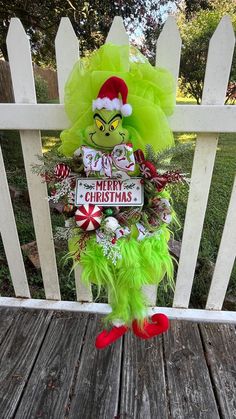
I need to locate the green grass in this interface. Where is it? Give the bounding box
[0,130,76,300]
[0,128,235,308]
[171,132,236,308]
[176,97,197,104]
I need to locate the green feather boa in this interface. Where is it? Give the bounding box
[68,224,174,326]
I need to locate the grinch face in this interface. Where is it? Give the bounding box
[84,109,129,150]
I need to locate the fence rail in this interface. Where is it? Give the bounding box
[0,15,236,322]
[0,103,236,132]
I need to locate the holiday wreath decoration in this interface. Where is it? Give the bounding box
[34,44,189,349]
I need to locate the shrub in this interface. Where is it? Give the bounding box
[178,0,236,104]
[35,74,49,103]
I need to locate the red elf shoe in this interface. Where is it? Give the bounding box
[95,325,128,349]
[132,314,169,340]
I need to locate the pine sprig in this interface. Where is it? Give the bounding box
[145,143,192,166]
[32,147,73,176]
[145,143,192,174]
[157,143,192,163]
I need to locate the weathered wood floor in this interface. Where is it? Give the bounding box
[0,308,235,419]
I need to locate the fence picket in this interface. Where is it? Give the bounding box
[0,147,30,297]
[105,17,132,304]
[206,177,236,310]
[142,17,183,306]
[55,18,93,302]
[173,16,235,308]
[6,18,60,300]
[106,16,158,306]
[156,15,182,92]
[55,17,79,103]
[106,16,129,45]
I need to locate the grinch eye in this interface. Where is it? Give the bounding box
[109,118,120,131]
[95,118,105,131]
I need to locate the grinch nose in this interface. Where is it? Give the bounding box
[105,133,110,136]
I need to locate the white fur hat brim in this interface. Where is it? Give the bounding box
[92,97,132,116]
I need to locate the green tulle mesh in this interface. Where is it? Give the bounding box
[68,224,173,325]
[59,43,175,157]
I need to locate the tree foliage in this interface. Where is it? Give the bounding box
[1,0,235,103]
[0,0,126,65]
[0,0,176,67]
[178,0,236,103]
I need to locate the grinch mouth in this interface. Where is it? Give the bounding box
[89,132,124,150]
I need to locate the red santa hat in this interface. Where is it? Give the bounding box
[92,76,132,117]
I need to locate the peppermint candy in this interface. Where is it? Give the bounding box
[140,161,157,179]
[54,163,71,180]
[75,204,103,231]
[151,175,168,192]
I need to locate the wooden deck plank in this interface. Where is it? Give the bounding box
[14,311,88,419]
[68,314,122,419]
[200,323,236,419]
[0,307,19,345]
[164,320,220,419]
[119,332,168,419]
[1,307,235,419]
[0,309,52,419]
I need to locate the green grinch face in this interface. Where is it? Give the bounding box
[84,109,129,150]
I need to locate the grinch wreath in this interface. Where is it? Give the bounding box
[34,44,188,349]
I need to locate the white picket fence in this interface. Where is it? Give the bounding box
[0,16,236,323]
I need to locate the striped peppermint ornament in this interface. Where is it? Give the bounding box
[54,163,71,180]
[140,161,157,179]
[75,204,103,231]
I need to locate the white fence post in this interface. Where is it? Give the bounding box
[143,16,182,306]
[156,15,182,93]
[105,16,130,304]
[55,18,93,302]
[55,17,79,104]
[106,16,129,45]
[0,147,30,297]
[173,16,235,308]
[206,176,236,310]
[7,18,61,300]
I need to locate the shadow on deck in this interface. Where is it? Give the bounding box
[0,307,235,419]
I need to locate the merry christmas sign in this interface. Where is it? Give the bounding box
[75,178,144,207]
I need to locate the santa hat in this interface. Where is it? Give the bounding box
[92,76,132,117]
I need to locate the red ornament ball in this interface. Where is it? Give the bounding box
[75,204,103,231]
[54,163,71,180]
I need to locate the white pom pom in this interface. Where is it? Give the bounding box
[104,217,120,232]
[121,103,132,116]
